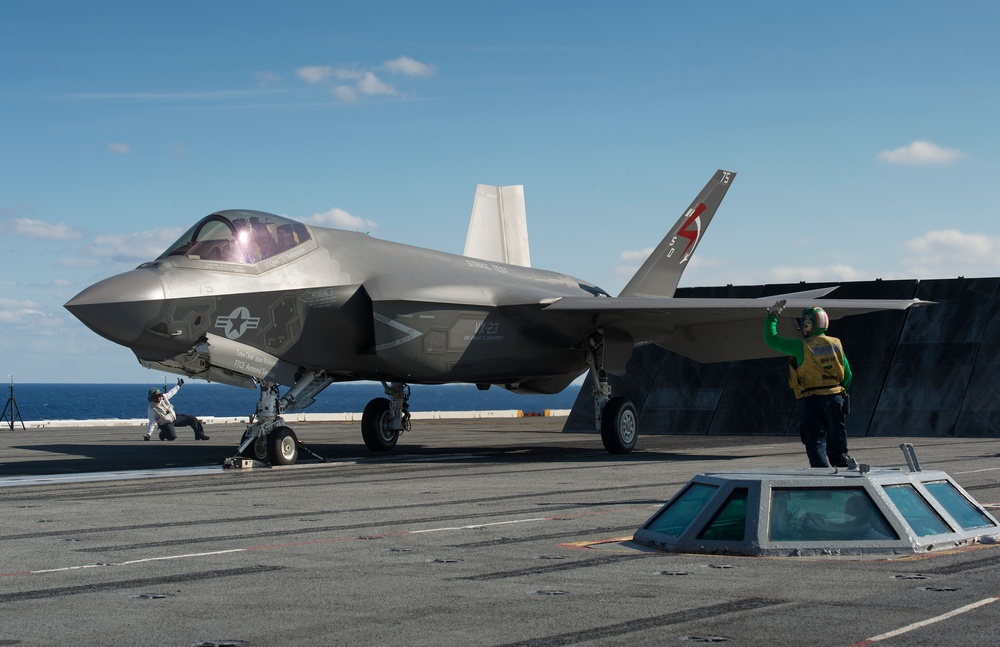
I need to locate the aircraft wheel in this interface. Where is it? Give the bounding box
[241,429,269,461]
[267,426,299,466]
[601,397,638,454]
[362,397,399,452]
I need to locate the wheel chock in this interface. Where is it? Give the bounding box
[223,456,270,469]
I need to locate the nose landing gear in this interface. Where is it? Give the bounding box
[224,373,331,469]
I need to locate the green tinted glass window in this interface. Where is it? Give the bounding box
[924,481,996,530]
[645,483,718,536]
[884,485,951,536]
[769,488,898,541]
[697,488,748,541]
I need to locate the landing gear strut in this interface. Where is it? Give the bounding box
[224,371,332,468]
[361,382,410,451]
[587,333,638,454]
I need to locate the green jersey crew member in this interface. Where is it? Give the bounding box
[144,379,209,441]
[764,300,855,469]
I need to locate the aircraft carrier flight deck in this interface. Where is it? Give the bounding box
[2,418,998,647]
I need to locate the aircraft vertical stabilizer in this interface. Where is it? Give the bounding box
[618,169,736,298]
[463,184,531,267]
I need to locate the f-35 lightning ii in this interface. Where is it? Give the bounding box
[65,170,930,465]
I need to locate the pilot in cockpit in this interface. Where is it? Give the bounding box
[275,224,297,251]
[163,211,309,265]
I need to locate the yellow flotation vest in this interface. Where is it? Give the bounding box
[789,334,846,399]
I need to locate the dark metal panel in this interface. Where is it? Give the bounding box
[869,278,999,437]
[709,357,793,436]
[954,279,1000,437]
[638,358,732,435]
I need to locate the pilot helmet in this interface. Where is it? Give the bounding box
[147,387,163,402]
[799,307,829,334]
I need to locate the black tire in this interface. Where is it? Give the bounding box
[601,397,638,454]
[362,397,399,452]
[241,429,269,461]
[267,426,299,466]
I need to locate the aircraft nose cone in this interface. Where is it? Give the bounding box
[65,269,166,347]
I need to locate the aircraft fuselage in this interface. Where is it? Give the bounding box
[66,211,610,394]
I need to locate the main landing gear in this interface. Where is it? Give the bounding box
[224,372,331,469]
[586,335,638,454]
[361,382,411,452]
[221,335,637,465]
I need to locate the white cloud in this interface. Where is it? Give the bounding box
[620,248,654,264]
[767,264,868,283]
[384,56,435,77]
[0,297,41,309]
[902,229,1000,277]
[1,217,83,240]
[296,65,335,83]
[877,140,963,165]
[299,56,434,102]
[332,85,358,102]
[108,142,130,154]
[0,297,45,321]
[333,67,364,81]
[85,227,184,264]
[905,229,995,257]
[357,72,397,97]
[613,248,652,280]
[304,208,377,231]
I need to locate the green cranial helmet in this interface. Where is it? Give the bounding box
[147,387,163,401]
[800,306,830,333]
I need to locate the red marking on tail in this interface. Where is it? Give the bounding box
[677,202,707,257]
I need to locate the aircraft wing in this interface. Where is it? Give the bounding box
[543,294,933,363]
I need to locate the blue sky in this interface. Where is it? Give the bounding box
[2,1,997,384]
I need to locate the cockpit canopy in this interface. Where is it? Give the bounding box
[160,210,312,264]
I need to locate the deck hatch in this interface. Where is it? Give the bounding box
[634,462,1000,557]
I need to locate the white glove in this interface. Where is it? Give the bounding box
[766,299,786,316]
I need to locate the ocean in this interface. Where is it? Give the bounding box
[2,382,582,422]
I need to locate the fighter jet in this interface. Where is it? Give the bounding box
[65,170,930,465]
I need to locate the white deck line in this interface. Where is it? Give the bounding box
[13,409,571,429]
